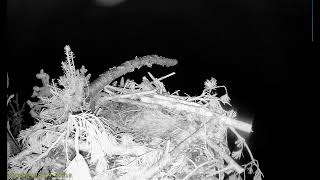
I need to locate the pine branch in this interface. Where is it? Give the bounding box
[88,55,178,110]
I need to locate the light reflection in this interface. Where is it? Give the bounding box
[94,0,127,7]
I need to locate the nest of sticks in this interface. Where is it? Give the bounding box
[7,46,263,180]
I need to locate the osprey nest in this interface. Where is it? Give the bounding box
[8,46,263,180]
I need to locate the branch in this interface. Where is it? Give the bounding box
[182,160,222,180]
[104,92,251,132]
[134,94,251,132]
[88,55,178,102]
[206,140,244,174]
[228,127,264,178]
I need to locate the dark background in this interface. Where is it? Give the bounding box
[6,0,317,179]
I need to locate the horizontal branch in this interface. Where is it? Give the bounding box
[138,95,252,132]
[106,93,251,132]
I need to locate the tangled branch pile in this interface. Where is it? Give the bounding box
[7,46,263,180]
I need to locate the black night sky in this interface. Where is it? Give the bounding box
[6,0,317,179]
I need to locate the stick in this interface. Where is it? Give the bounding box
[107,93,251,132]
[228,127,264,178]
[206,140,244,174]
[157,72,176,81]
[138,95,252,132]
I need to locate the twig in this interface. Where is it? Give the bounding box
[228,127,264,178]
[140,140,172,180]
[147,72,166,93]
[7,121,21,152]
[99,90,157,102]
[103,87,116,95]
[182,160,219,180]
[112,98,159,109]
[204,123,215,160]
[104,85,133,94]
[153,94,202,107]
[147,72,157,82]
[206,140,244,174]
[186,156,198,168]
[157,72,176,81]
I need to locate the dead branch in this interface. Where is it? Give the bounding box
[88,55,178,110]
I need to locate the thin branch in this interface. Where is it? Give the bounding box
[206,140,244,174]
[228,127,264,178]
[182,160,221,180]
[157,72,176,81]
